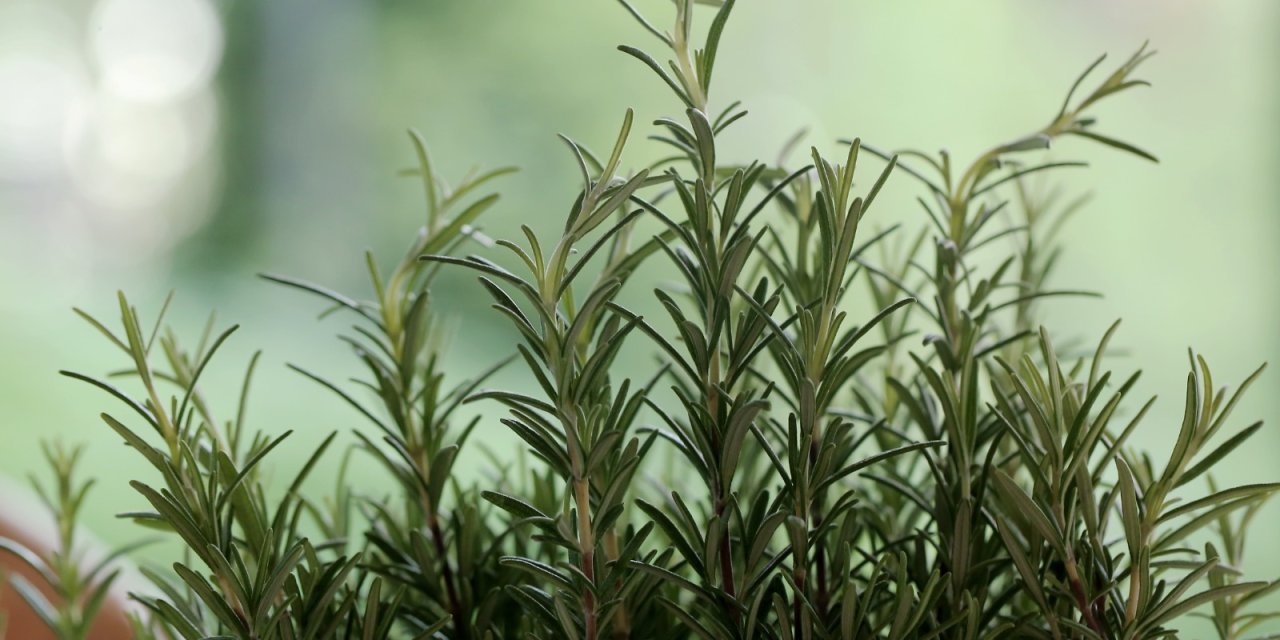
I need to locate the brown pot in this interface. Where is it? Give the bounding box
[0,481,135,640]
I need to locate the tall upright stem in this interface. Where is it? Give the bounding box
[414,445,467,639]
[603,530,631,639]
[575,478,598,640]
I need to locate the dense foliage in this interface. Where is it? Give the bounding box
[4,2,1277,639]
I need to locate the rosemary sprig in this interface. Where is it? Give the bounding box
[14,3,1276,640]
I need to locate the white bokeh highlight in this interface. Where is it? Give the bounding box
[89,0,224,104]
[0,0,225,266]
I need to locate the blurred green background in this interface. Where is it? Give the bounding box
[0,0,1277,603]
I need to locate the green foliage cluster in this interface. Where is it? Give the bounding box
[4,2,1278,639]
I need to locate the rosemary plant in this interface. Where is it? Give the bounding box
[0,443,132,639]
[4,2,1277,639]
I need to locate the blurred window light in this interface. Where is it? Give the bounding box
[63,92,217,213]
[0,0,226,267]
[0,53,87,181]
[0,3,87,181]
[88,0,224,104]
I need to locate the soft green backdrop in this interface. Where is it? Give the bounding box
[1,0,1277,621]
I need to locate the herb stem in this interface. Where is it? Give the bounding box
[575,477,599,640]
[603,529,631,639]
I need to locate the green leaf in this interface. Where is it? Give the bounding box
[421,193,501,256]
[699,0,736,94]
[1066,129,1158,162]
[617,45,694,108]
[482,490,551,521]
